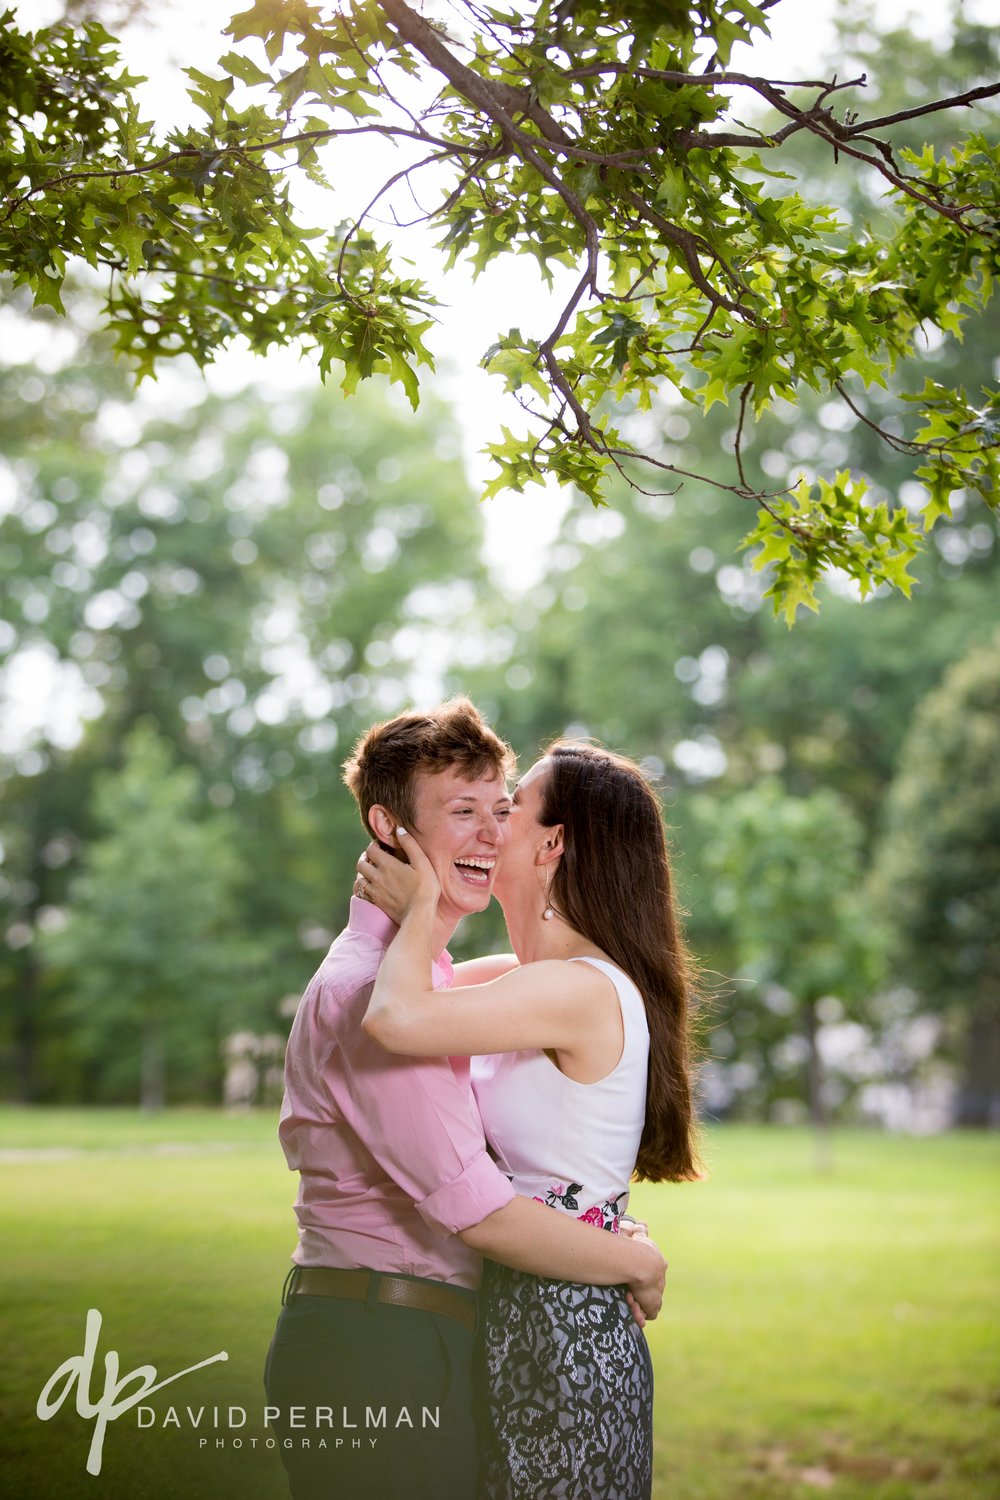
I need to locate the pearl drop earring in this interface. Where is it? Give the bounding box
[541,852,555,919]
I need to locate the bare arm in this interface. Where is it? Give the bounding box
[452,954,519,984]
[460,1195,666,1320]
[360,837,610,1057]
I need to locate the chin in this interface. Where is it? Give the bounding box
[448,883,494,915]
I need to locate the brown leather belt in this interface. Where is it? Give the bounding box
[290,1266,477,1333]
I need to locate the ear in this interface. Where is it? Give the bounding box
[367,805,400,847]
[536,824,564,868]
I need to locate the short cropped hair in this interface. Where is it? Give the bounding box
[342,696,516,834]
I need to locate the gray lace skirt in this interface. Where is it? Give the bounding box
[476,1261,654,1500]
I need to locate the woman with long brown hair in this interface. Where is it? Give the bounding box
[358,741,701,1500]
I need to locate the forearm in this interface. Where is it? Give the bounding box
[459,1195,656,1286]
[452,954,519,985]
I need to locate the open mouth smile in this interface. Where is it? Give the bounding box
[453,857,496,887]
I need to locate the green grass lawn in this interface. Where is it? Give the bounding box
[1,1111,997,1500]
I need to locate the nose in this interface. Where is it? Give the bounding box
[478,812,507,846]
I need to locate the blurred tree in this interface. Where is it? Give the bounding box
[872,636,1000,1126]
[462,440,996,842]
[465,8,998,823]
[448,13,1000,1112]
[2,1,998,608]
[694,779,881,1141]
[0,309,487,1100]
[0,755,96,1103]
[2,8,996,1112]
[41,722,247,1108]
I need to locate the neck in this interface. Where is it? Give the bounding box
[499,888,583,965]
[431,907,458,961]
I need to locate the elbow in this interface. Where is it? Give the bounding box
[457,1201,510,1253]
[457,1215,495,1252]
[360,1008,410,1054]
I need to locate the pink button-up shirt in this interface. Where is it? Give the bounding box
[279,898,515,1289]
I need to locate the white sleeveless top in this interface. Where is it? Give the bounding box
[470,957,650,1231]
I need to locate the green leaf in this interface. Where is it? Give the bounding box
[484,345,550,402]
[655,161,687,216]
[701,378,729,413]
[775,571,820,627]
[184,66,235,112]
[30,270,66,314]
[218,50,272,87]
[388,347,421,411]
[748,526,792,572]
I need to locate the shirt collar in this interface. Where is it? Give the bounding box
[435,948,455,988]
[347,896,454,983]
[348,895,397,946]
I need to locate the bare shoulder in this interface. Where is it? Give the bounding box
[498,956,617,1012]
[564,952,632,1008]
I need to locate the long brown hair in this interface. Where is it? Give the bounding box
[539,742,702,1183]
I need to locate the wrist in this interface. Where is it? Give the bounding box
[621,1235,661,1285]
[403,893,438,922]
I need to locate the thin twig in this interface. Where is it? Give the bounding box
[735,382,753,490]
[335,145,451,291]
[855,83,1000,134]
[834,380,999,456]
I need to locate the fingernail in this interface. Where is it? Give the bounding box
[395,827,407,835]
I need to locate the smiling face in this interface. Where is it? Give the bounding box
[409,764,512,929]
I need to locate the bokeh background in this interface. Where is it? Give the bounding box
[2,1,998,1497]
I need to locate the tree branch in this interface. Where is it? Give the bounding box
[2,122,490,221]
[851,82,1000,135]
[626,193,762,322]
[335,145,453,296]
[376,0,602,326]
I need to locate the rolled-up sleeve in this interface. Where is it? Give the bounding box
[319,986,515,1236]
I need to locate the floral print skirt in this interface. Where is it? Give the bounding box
[476,1261,653,1500]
